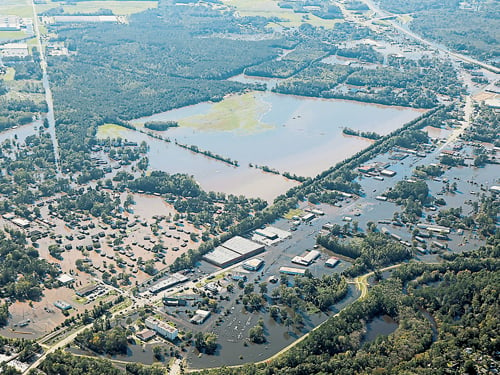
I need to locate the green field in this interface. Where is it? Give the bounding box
[52,1,158,15]
[222,0,342,28]
[0,31,28,41]
[0,0,157,17]
[2,68,16,81]
[179,92,273,133]
[96,123,128,139]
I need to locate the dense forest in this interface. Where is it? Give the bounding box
[0,228,60,305]
[274,55,463,108]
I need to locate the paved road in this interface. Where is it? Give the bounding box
[31,0,62,177]
[359,0,500,74]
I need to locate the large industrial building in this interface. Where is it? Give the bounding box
[203,236,265,268]
[292,250,321,266]
[148,273,188,294]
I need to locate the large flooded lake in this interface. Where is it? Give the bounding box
[98,92,423,200]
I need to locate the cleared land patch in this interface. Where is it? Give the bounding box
[179,91,273,133]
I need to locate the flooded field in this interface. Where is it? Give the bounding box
[100,92,422,200]
[0,120,40,145]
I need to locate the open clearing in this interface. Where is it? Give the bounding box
[222,0,342,28]
[48,1,158,15]
[179,91,273,133]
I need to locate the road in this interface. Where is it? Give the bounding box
[31,0,62,177]
[359,0,500,74]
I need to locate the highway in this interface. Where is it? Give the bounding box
[359,0,500,74]
[31,0,62,177]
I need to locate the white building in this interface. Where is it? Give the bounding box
[145,317,178,341]
[0,43,29,57]
[190,309,211,325]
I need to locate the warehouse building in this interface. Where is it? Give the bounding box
[292,249,321,266]
[149,273,188,294]
[203,236,265,268]
[325,257,339,268]
[279,267,306,276]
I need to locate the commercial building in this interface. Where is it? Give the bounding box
[279,266,306,276]
[136,329,156,342]
[76,284,99,297]
[54,300,71,310]
[148,273,189,294]
[292,250,321,266]
[254,228,278,240]
[242,258,264,271]
[163,297,187,307]
[57,274,74,285]
[301,213,315,222]
[380,169,397,177]
[0,43,29,58]
[190,309,211,325]
[325,257,339,268]
[145,317,178,341]
[203,236,265,268]
[52,15,119,23]
[11,217,30,228]
[0,16,21,31]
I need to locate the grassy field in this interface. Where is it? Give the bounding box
[283,208,304,220]
[0,0,157,17]
[52,1,158,15]
[179,92,273,133]
[222,0,342,28]
[96,123,129,139]
[2,68,16,81]
[0,31,28,41]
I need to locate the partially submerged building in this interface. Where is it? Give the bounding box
[203,236,265,268]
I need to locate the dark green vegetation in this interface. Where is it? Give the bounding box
[378,0,500,66]
[0,130,61,205]
[192,241,499,375]
[47,5,283,172]
[143,121,179,131]
[342,127,381,140]
[317,232,411,277]
[275,55,463,108]
[75,320,128,355]
[463,104,500,147]
[39,350,166,375]
[0,54,47,131]
[0,228,59,305]
[271,273,348,312]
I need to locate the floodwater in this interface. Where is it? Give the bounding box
[187,284,360,369]
[362,315,399,344]
[0,120,39,145]
[100,92,422,200]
